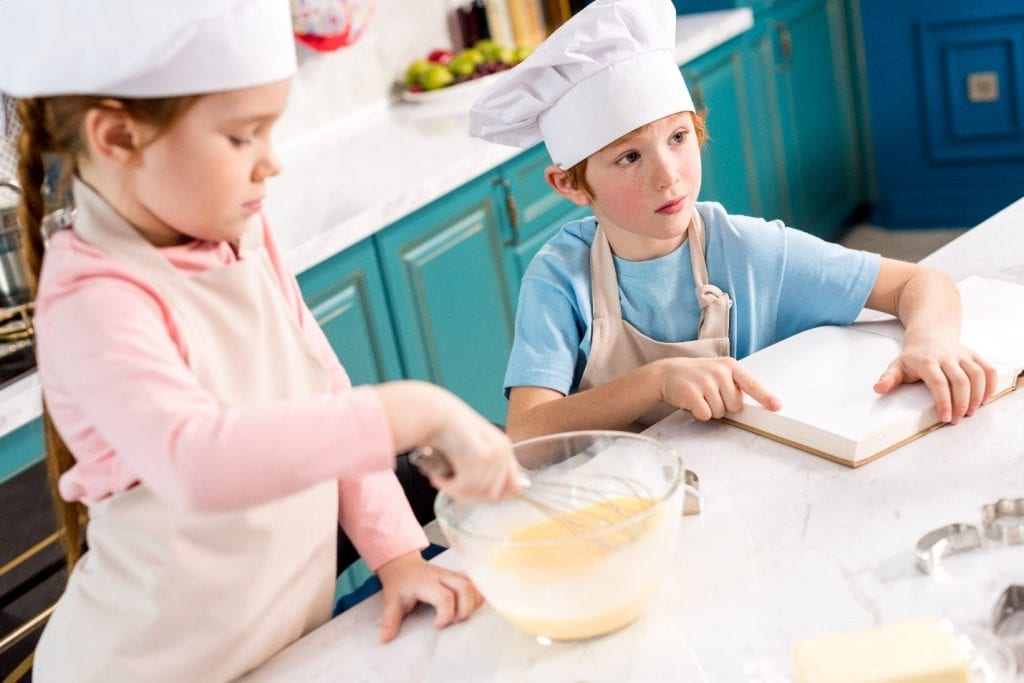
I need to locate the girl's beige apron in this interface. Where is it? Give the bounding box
[578,209,732,426]
[34,181,338,682]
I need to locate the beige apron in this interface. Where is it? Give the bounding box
[34,180,338,682]
[578,209,732,426]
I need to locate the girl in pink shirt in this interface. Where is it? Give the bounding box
[1,1,518,679]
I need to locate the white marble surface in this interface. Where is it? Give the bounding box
[244,199,1024,682]
[0,8,754,441]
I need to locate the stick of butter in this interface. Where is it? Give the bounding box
[794,617,971,683]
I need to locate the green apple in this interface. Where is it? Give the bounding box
[448,53,477,79]
[405,59,431,87]
[420,64,455,91]
[478,42,503,63]
[458,47,485,66]
[496,46,516,65]
[513,46,533,63]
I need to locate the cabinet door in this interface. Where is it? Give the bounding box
[506,204,591,287]
[497,145,591,302]
[298,237,403,387]
[759,0,862,238]
[376,176,517,425]
[0,418,43,484]
[683,39,761,218]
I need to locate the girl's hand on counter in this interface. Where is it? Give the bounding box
[375,551,483,643]
[875,331,997,424]
[376,381,520,501]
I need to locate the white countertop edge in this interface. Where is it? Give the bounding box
[0,372,41,438]
[675,8,754,65]
[1,8,755,440]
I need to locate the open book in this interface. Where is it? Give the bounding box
[721,276,1024,467]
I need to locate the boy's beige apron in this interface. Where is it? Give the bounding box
[34,181,338,682]
[578,210,732,426]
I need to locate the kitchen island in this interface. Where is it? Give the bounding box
[243,198,1024,681]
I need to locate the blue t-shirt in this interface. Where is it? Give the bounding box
[504,201,881,396]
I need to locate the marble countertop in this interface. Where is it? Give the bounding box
[0,8,754,443]
[244,197,1024,682]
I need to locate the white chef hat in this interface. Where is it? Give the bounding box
[469,0,693,169]
[0,0,296,99]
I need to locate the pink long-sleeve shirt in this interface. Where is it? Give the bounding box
[34,219,428,570]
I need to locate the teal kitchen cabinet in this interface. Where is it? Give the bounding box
[0,418,43,484]
[497,144,590,301]
[375,175,518,425]
[298,236,403,387]
[745,0,863,239]
[682,37,763,219]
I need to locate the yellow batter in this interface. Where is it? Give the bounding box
[491,495,662,640]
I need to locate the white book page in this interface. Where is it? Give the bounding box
[725,276,1024,462]
[958,276,1024,371]
[733,326,935,450]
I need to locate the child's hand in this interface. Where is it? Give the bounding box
[658,356,781,421]
[376,381,519,502]
[375,551,483,643]
[425,393,520,502]
[874,331,997,424]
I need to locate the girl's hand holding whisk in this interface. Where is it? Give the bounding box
[376,381,520,501]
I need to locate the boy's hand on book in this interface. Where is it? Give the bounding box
[658,357,782,422]
[874,334,998,424]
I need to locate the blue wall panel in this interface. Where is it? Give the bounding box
[861,1,1024,227]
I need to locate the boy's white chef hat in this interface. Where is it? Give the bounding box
[469,0,694,169]
[0,0,296,99]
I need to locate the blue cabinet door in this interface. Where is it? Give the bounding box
[683,37,762,218]
[861,0,1024,227]
[376,176,517,425]
[298,237,403,386]
[755,0,862,239]
[0,418,43,484]
[498,145,591,302]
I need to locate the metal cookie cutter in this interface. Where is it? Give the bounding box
[683,469,702,516]
[915,523,983,574]
[982,498,1024,545]
[994,585,1024,636]
[993,585,1024,667]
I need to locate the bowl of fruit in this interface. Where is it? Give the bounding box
[401,39,532,103]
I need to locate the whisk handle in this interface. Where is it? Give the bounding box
[410,446,532,489]
[409,446,454,480]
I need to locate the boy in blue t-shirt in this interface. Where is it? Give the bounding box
[469,0,996,439]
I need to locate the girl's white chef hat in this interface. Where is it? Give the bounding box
[0,0,296,99]
[469,0,694,169]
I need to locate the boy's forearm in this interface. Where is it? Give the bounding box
[868,260,961,342]
[507,363,666,441]
[896,268,962,343]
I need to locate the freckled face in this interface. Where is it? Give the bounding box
[127,79,291,245]
[584,111,702,260]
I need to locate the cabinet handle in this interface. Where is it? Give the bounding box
[496,178,520,245]
[774,21,793,68]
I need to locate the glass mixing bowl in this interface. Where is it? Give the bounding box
[435,430,687,641]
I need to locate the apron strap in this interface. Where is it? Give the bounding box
[688,209,731,341]
[589,226,624,320]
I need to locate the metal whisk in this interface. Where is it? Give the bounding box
[409,446,656,540]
